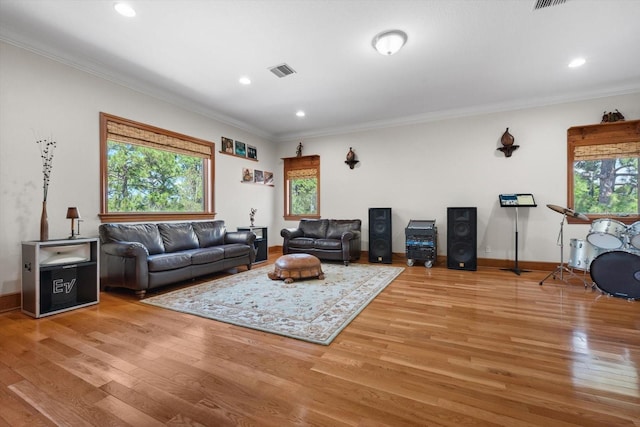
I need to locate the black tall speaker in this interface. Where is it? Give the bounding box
[447,207,477,271]
[369,208,392,263]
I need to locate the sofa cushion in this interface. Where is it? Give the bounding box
[99,223,165,255]
[314,239,342,250]
[187,247,225,265]
[192,221,226,247]
[326,219,361,239]
[147,252,191,272]
[299,219,328,239]
[158,223,199,253]
[222,243,251,258]
[287,237,316,249]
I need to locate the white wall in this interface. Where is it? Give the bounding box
[0,42,277,296]
[275,92,640,264]
[2,40,639,297]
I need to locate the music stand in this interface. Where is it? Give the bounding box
[539,204,591,286]
[499,194,537,275]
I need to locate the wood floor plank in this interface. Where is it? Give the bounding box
[1,255,639,426]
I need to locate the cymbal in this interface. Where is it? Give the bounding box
[547,204,590,221]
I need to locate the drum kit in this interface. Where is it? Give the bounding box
[540,204,640,300]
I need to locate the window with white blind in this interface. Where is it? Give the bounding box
[567,120,640,223]
[99,112,215,222]
[283,155,320,220]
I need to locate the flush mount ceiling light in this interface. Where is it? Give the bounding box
[114,2,136,17]
[372,30,407,55]
[568,57,586,68]
[239,76,251,85]
[296,110,306,117]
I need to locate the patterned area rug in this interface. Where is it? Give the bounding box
[142,263,404,345]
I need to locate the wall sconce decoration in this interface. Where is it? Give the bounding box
[497,127,519,157]
[66,206,80,239]
[345,147,359,169]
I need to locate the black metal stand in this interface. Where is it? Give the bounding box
[539,213,590,287]
[502,207,530,275]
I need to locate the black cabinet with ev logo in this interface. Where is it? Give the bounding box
[21,238,99,318]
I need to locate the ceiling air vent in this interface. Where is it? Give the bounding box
[269,63,296,78]
[533,0,567,10]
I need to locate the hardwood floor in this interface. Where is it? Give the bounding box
[1,255,639,426]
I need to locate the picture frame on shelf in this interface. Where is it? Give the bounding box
[264,171,274,185]
[221,137,234,154]
[235,140,246,157]
[254,169,264,184]
[242,168,253,182]
[247,145,257,160]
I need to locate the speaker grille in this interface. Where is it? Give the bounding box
[447,207,477,271]
[369,208,392,263]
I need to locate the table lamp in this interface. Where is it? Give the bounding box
[66,207,80,239]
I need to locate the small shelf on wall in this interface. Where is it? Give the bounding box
[241,181,274,187]
[219,150,258,162]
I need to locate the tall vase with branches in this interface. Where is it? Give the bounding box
[37,137,56,241]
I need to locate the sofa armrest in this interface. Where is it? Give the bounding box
[102,241,149,258]
[100,241,150,291]
[225,231,256,246]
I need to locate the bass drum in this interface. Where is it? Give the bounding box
[590,251,640,300]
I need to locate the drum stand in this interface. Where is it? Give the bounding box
[539,212,591,287]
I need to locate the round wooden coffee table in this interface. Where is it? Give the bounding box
[268,253,324,283]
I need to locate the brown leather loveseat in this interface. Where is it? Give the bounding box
[280,219,361,265]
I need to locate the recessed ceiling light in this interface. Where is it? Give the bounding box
[296,111,306,118]
[114,2,136,18]
[568,57,586,68]
[239,76,251,85]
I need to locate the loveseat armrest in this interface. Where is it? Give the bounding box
[340,229,360,243]
[225,231,256,246]
[281,228,304,255]
[281,228,304,239]
[341,229,362,266]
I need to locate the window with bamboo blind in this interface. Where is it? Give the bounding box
[99,112,215,222]
[283,155,320,220]
[567,119,640,224]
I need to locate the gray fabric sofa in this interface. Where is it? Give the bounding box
[281,219,361,265]
[99,220,256,298]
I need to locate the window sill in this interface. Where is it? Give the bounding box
[567,215,639,226]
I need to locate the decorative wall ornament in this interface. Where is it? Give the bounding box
[345,147,359,169]
[250,208,257,226]
[497,127,519,158]
[601,109,625,123]
[296,142,303,157]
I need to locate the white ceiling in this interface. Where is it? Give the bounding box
[1,0,639,141]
